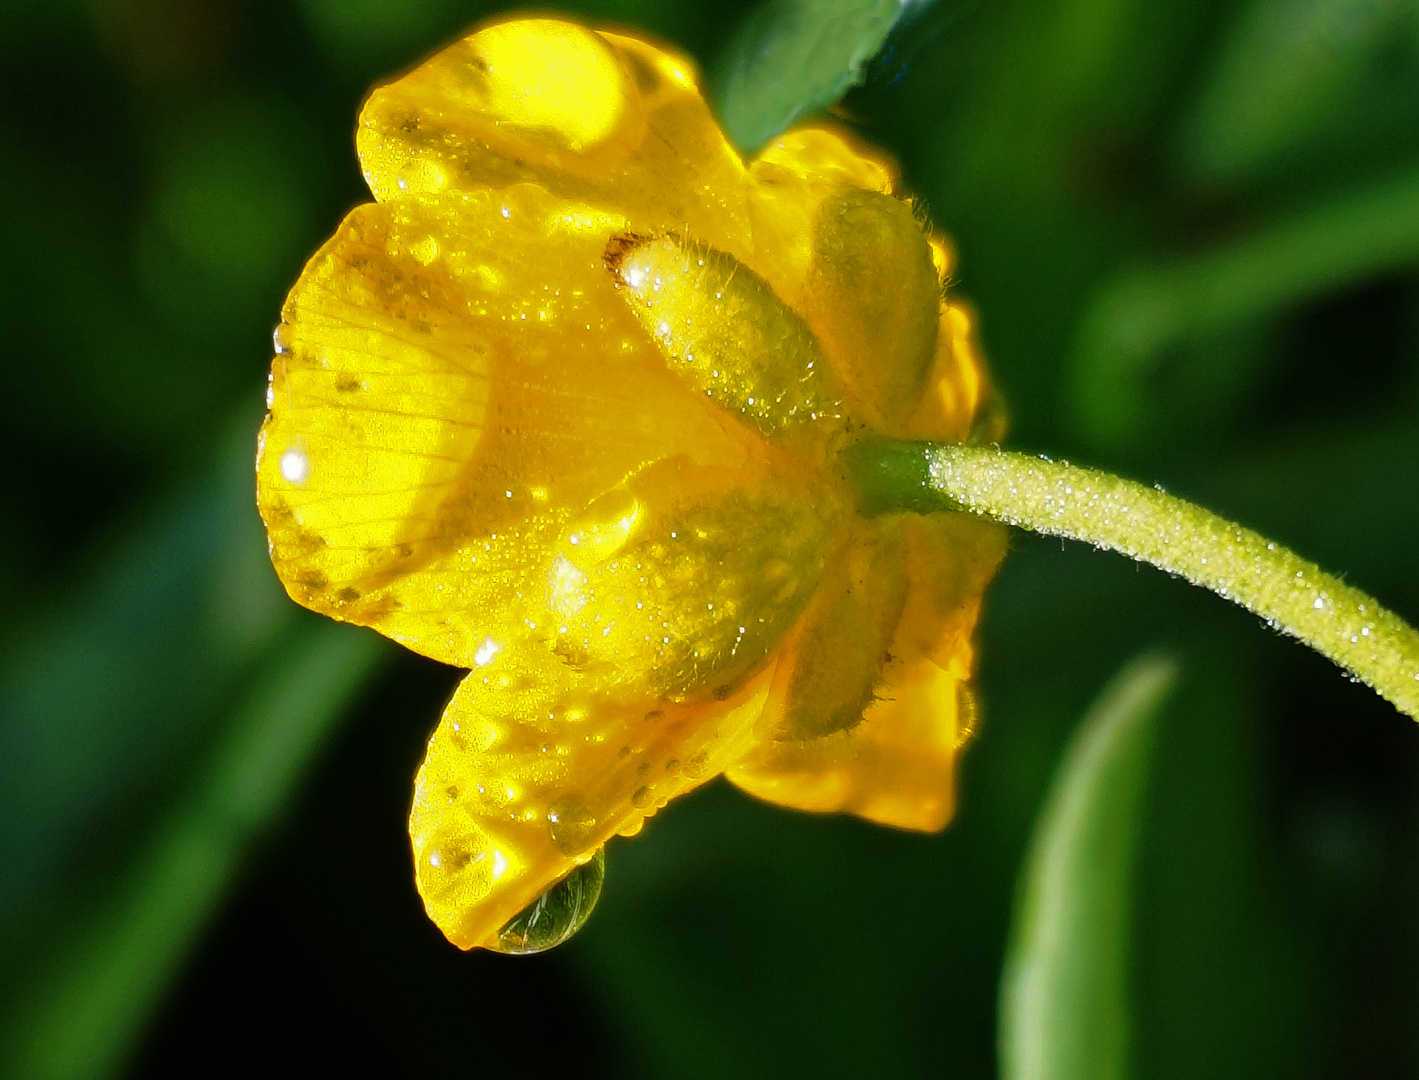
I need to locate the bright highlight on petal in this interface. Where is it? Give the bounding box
[455,20,627,153]
[279,448,309,485]
[256,15,1007,951]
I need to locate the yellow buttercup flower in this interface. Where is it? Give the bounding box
[256,16,1008,952]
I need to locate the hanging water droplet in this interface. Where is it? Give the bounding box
[545,799,597,854]
[491,847,605,955]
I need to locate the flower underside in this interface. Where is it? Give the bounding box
[256,17,1006,950]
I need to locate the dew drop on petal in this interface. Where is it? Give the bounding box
[490,847,605,955]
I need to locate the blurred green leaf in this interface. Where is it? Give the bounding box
[1181,0,1414,186]
[712,0,923,153]
[0,421,289,934]
[1069,163,1419,449]
[999,651,1179,1080]
[908,0,1223,444]
[0,621,387,1080]
[0,415,391,1078]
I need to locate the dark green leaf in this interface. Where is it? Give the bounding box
[712,0,920,153]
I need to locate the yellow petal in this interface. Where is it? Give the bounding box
[258,184,795,668]
[904,300,999,443]
[423,20,629,154]
[358,19,632,190]
[754,125,897,195]
[357,20,751,254]
[726,512,1008,831]
[410,655,779,949]
[876,512,1008,699]
[728,651,970,832]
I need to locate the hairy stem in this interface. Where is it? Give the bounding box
[851,440,1419,722]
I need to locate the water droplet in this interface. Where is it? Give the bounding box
[546,799,597,854]
[491,848,605,955]
[272,322,293,354]
[561,487,641,568]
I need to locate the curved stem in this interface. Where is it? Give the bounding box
[851,439,1419,722]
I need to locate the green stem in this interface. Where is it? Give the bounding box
[851,440,1419,722]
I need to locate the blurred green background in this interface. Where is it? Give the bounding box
[3,0,1419,1076]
